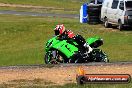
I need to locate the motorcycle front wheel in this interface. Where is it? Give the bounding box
[45,49,67,64]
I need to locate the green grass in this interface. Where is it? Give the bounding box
[0,79,55,88]
[0,0,87,14]
[50,82,132,88]
[0,14,132,66]
[1,81,132,88]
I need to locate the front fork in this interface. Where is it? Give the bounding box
[52,50,57,58]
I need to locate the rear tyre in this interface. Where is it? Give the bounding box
[118,21,124,31]
[91,49,109,62]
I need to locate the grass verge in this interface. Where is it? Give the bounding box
[0,80,132,88]
[0,0,87,14]
[50,81,132,88]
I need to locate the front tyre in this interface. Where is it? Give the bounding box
[45,50,67,64]
[104,18,111,28]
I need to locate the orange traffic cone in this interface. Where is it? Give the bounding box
[78,66,85,75]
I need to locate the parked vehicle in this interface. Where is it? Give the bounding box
[101,0,132,30]
[80,0,104,24]
[44,36,109,64]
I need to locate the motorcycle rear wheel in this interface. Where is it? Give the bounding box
[91,49,109,62]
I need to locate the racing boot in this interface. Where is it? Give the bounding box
[82,43,93,59]
[83,43,93,53]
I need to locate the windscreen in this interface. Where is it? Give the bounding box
[126,1,132,10]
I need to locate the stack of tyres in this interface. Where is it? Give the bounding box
[88,5,102,24]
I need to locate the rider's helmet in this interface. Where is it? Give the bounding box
[54,24,65,36]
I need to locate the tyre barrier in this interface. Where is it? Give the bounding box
[88,5,102,24]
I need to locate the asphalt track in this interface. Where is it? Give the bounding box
[0,62,132,69]
[0,10,79,18]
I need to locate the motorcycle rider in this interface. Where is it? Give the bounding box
[54,24,93,54]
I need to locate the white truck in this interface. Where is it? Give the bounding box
[101,0,132,30]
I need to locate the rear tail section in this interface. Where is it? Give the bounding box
[86,37,103,48]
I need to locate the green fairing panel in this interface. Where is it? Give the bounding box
[53,40,78,58]
[45,36,59,51]
[46,36,78,58]
[86,37,99,45]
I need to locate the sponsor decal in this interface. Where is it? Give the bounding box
[76,66,131,84]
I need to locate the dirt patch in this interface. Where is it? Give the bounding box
[0,3,54,9]
[0,3,73,11]
[0,64,132,86]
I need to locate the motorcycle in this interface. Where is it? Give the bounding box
[44,36,109,64]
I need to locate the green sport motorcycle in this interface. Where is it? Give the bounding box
[45,36,109,64]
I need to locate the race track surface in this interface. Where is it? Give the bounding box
[0,10,79,18]
[0,62,132,86]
